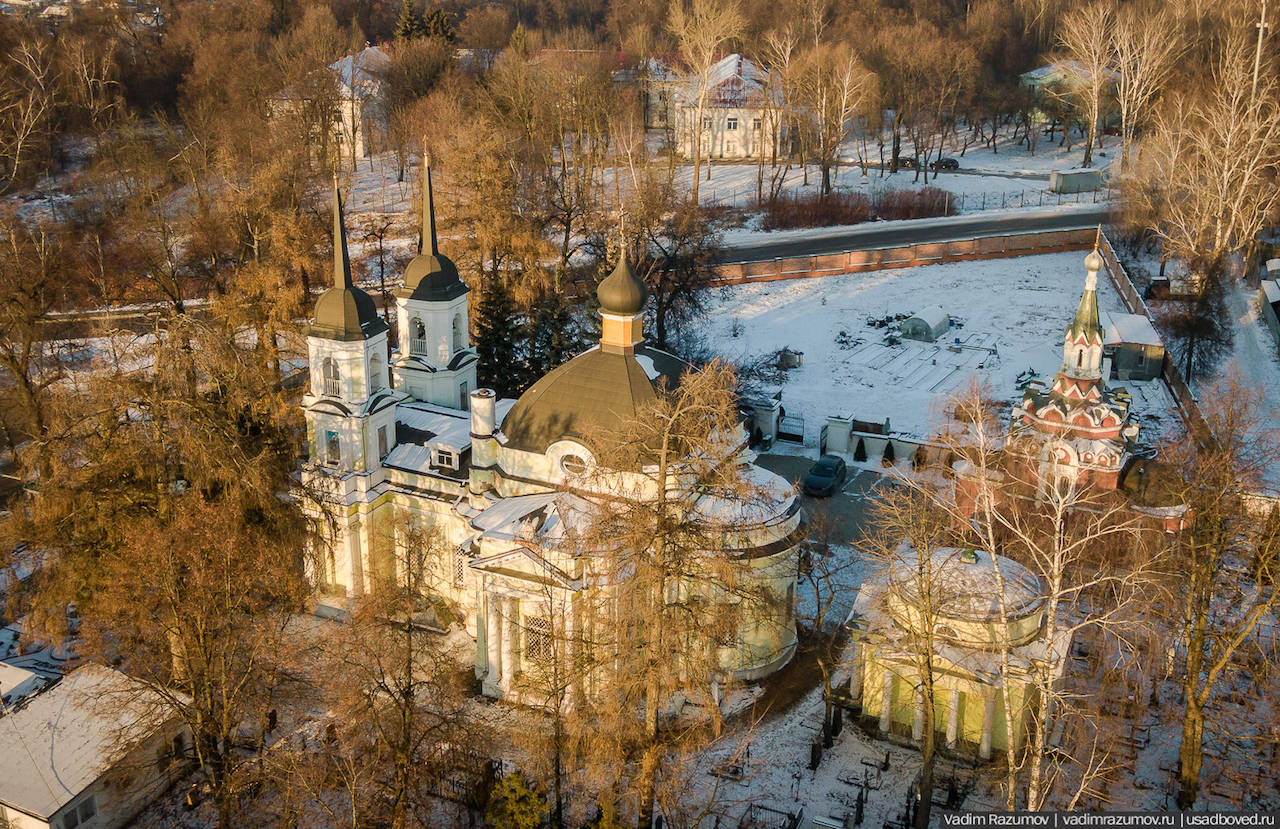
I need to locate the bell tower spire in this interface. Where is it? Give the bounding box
[423,155,439,257]
[333,174,353,289]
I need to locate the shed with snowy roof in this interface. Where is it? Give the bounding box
[0,664,189,829]
[1101,311,1164,381]
[899,306,951,343]
[1259,279,1280,352]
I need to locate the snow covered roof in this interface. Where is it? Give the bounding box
[887,546,1044,622]
[329,45,389,95]
[1020,60,1119,85]
[1264,258,1280,274]
[1262,279,1280,305]
[470,492,593,544]
[909,305,949,330]
[0,665,174,820]
[1101,311,1163,348]
[0,661,48,707]
[674,53,776,108]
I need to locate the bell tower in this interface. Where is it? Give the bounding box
[391,159,478,409]
[302,177,401,475]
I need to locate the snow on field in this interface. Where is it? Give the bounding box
[930,129,1119,178]
[696,251,1178,448]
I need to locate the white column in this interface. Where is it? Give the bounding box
[346,519,364,598]
[946,688,960,748]
[848,642,864,700]
[912,686,924,742]
[485,595,502,694]
[980,693,995,760]
[880,671,893,733]
[500,596,518,694]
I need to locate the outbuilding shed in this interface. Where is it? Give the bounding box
[1259,279,1280,354]
[899,306,950,343]
[1101,311,1164,381]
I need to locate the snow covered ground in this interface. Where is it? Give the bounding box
[695,251,1179,449]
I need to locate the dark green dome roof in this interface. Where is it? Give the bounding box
[400,252,467,301]
[312,285,387,340]
[310,178,388,341]
[500,344,686,456]
[597,253,648,315]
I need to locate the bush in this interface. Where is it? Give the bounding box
[873,186,956,221]
[757,186,956,229]
[759,191,872,230]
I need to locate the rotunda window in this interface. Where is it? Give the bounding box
[559,454,588,476]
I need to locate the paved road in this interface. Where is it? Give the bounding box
[716,204,1111,264]
[756,453,883,547]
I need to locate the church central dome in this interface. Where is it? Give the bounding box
[500,345,687,455]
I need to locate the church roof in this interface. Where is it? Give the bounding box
[499,344,688,455]
[1067,250,1104,343]
[310,178,389,342]
[398,161,467,303]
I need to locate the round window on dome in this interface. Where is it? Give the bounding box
[560,454,589,476]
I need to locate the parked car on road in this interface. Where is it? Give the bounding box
[929,157,959,171]
[896,156,918,169]
[803,455,848,497]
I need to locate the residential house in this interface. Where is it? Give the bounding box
[0,665,189,829]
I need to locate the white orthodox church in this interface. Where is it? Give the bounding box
[300,170,804,704]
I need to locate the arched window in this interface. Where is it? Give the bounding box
[321,357,340,397]
[1076,348,1083,368]
[411,319,426,355]
[452,313,464,353]
[369,353,384,390]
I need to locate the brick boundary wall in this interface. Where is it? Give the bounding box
[708,228,1098,286]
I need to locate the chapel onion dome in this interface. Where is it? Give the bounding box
[596,252,648,315]
[397,161,468,303]
[310,177,389,342]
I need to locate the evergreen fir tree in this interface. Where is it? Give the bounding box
[423,5,455,43]
[484,771,546,829]
[393,0,427,40]
[473,275,522,399]
[525,290,581,382]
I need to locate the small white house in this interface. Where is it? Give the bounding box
[0,665,189,829]
[329,45,389,162]
[670,54,782,160]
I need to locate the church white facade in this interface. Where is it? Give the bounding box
[300,169,804,705]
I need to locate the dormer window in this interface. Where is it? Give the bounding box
[411,319,426,355]
[322,358,340,397]
[432,448,457,470]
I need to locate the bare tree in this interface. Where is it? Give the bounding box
[1054,0,1116,167]
[572,361,791,827]
[1109,4,1185,170]
[1163,376,1280,808]
[792,43,876,195]
[667,0,745,204]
